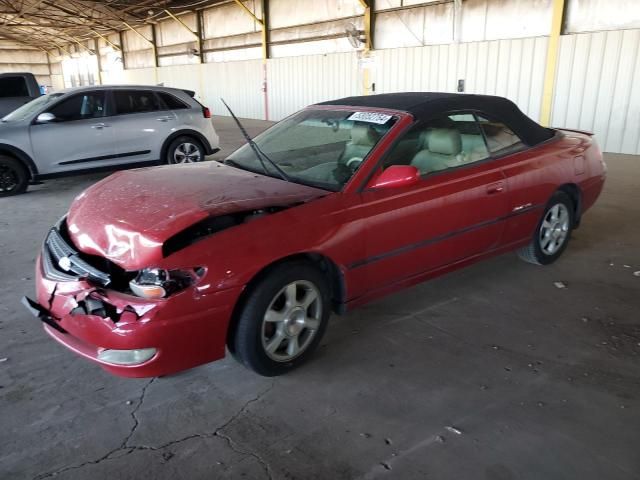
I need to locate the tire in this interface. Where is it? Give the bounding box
[517,191,574,265]
[233,262,331,376]
[0,155,29,197]
[166,136,205,164]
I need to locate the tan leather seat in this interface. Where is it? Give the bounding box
[411,129,463,174]
[341,125,380,163]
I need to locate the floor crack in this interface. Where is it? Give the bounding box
[32,378,156,480]
[32,380,274,479]
[121,377,156,448]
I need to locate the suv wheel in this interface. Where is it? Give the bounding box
[167,136,205,164]
[0,156,28,197]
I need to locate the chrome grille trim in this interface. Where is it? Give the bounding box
[42,226,111,286]
[41,244,77,282]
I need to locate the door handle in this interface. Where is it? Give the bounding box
[486,182,505,194]
[156,116,173,122]
[90,123,110,129]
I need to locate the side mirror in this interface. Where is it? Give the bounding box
[369,165,421,190]
[36,112,56,123]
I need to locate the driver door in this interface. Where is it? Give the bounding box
[356,113,510,291]
[29,90,114,175]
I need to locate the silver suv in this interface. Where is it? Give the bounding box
[0,85,219,196]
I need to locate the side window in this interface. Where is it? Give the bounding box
[384,112,490,175]
[0,76,28,97]
[48,92,105,122]
[113,90,161,115]
[158,92,188,110]
[476,115,524,154]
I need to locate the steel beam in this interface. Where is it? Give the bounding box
[92,29,120,51]
[163,9,198,39]
[231,0,262,25]
[540,0,566,126]
[196,9,205,63]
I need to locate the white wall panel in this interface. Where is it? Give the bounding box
[551,29,640,154]
[201,60,265,119]
[203,1,261,38]
[565,0,640,33]
[269,0,363,29]
[267,52,359,120]
[157,13,197,46]
[119,67,158,85]
[374,37,548,120]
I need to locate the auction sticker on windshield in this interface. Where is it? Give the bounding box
[348,112,393,125]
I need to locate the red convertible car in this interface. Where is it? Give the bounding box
[23,93,606,377]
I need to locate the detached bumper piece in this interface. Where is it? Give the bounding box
[21,296,67,333]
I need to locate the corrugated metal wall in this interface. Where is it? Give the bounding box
[107,28,640,155]
[552,29,640,154]
[267,52,360,120]
[201,60,265,119]
[374,37,549,121]
[0,46,54,89]
[114,60,265,120]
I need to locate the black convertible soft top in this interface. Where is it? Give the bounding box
[317,92,555,146]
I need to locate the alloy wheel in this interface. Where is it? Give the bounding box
[173,142,202,163]
[539,203,570,255]
[0,165,18,193]
[261,280,322,362]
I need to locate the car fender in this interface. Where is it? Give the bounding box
[0,143,38,177]
[160,129,218,159]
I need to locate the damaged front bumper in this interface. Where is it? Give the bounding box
[25,255,242,378]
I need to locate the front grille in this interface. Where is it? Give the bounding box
[42,223,111,286]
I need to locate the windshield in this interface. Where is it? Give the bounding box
[226,109,397,190]
[2,93,64,122]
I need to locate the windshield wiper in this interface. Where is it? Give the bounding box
[220,98,290,182]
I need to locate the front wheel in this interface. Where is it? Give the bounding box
[166,136,205,164]
[232,262,331,376]
[517,191,574,265]
[0,156,29,197]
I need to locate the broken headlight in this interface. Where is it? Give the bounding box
[129,267,204,299]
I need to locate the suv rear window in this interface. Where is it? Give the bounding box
[0,76,29,97]
[113,90,161,114]
[159,92,188,110]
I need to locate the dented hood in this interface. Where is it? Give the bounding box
[66,163,328,269]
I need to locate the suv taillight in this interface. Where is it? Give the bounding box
[202,107,211,119]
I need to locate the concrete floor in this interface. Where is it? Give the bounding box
[1,116,639,480]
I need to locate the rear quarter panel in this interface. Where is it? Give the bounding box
[498,131,605,244]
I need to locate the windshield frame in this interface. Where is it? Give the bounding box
[224,105,407,193]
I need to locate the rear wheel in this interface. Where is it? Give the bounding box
[232,262,331,376]
[0,156,28,197]
[166,136,205,164]
[517,191,574,265]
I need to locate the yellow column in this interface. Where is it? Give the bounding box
[540,0,566,126]
[360,0,372,95]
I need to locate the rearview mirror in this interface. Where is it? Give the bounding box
[36,112,56,123]
[369,165,420,189]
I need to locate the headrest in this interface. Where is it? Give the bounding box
[427,128,462,155]
[417,130,431,149]
[350,124,380,146]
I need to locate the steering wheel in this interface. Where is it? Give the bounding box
[346,157,363,171]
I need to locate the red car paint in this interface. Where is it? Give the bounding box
[31,106,605,378]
